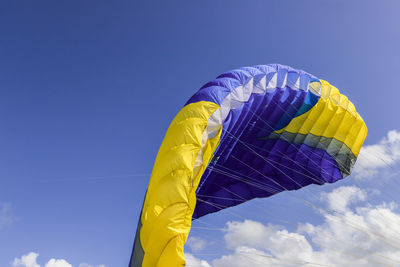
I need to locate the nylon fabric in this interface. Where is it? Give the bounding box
[135,101,221,267]
[273,80,367,157]
[129,64,368,267]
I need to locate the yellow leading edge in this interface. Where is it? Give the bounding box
[140,101,221,266]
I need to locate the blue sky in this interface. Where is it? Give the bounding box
[1,1,400,266]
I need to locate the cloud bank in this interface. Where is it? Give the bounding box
[187,186,400,267]
[187,236,208,253]
[12,253,105,267]
[353,130,400,179]
[12,252,40,267]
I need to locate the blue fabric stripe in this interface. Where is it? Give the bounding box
[185,64,318,106]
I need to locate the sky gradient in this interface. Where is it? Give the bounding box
[1,1,400,266]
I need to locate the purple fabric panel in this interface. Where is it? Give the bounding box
[185,77,241,106]
[189,64,337,220]
[193,139,342,219]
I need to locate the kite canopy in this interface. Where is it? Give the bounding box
[130,64,367,267]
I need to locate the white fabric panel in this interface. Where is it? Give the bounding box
[206,70,317,139]
[254,75,267,94]
[242,78,254,102]
[287,72,300,90]
[309,81,322,95]
[280,72,288,88]
[266,73,277,90]
[193,129,211,185]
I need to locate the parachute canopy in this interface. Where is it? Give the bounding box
[130,64,367,267]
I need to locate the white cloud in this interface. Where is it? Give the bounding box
[12,252,40,267]
[185,253,211,267]
[44,259,72,267]
[0,202,16,229]
[78,264,106,267]
[192,186,400,267]
[320,186,366,213]
[213,246,310,267]
[187,236,207,253]
[12,252,105,267]
[353,130,400,179]
[222,220,313,265]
